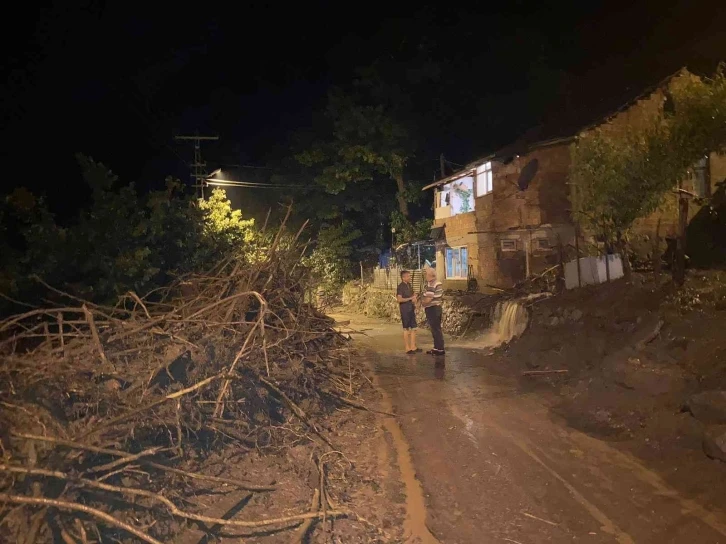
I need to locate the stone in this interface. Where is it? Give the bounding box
[667,337,689,351]
[687,391,726,424]
[703,425,726,463]
[549,316,560,327]
[612,360,685,396]
[570,309,584,321]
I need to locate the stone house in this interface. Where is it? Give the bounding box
[425,67,726,290]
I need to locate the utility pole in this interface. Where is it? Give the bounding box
[174,134,219,198]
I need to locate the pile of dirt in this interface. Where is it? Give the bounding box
[489,271,726,466]
[0,225,391,543]
[471,271,726,511]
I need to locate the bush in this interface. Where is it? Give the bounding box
[0,156,257,312]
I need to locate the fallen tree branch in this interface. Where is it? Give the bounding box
[259,376,333,448]
[636,319,664,350]
[0,465,328,530]
[11,434,274,491]
[85,447,166,474]
[326,392,396,417]
[142,462,276,492]
[291,488,320,544]
[0,493,163,544]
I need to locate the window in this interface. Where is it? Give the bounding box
[442,177,475,216]
[501,239,517,251]
[438,189,450,208]
[535,238,550,250]
[476,162,493,196]
[445,246,468,279]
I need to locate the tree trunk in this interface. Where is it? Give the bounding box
[652,218,661,285]
[574,223,582,288]
[674,196,689,287]
[616,232,632,280]
[604,241,610,282]
[394,172,409,218]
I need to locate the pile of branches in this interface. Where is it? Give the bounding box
[0,221,368,543]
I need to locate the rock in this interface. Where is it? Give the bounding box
[687,391,726,424]
[622,322,637,334]
[667,337,689,351]
[703,425,726,462]
[612,360,685,396]
[570,309,583,322]
[549,316,560,327]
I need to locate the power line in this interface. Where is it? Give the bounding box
[216,163,273,170]
[204,179,304,189]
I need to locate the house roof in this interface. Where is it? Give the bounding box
[423,64,713,191]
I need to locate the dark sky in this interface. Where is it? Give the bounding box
[2,0,724,213]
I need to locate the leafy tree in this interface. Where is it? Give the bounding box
[570,67,726,281]
[1,156,259,311]
[295,87,415,218]
[303,221,362,299]
[390,211,432,246]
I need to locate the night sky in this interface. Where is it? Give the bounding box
[2,1,724,215]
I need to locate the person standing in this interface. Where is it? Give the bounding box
[396,270,421,354]
[421,267,445,355]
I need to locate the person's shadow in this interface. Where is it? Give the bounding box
[434,359,445,380]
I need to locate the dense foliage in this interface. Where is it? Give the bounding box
[570,67,726,268]
[0,155,257,312]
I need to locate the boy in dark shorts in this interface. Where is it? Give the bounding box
[396,270,421,354]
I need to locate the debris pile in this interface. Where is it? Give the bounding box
[0,225,372,543]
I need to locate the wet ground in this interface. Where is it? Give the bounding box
[332,312,726,544]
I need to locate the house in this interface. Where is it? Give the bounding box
[424,67,726,290]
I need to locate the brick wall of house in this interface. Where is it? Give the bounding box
[577,70,724,248]
[433,69,723,288]
[712,152,726,186]
[434,144,575,288]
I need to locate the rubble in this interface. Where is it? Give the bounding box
[0,224,377,543]
[686,391,726,424]
[703,425,726,463]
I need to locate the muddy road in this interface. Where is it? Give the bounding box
[333,312,726,544]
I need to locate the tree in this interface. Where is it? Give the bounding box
[0,156,259,311]
[303,220,362,300]
[570,67,726,283]
[296,87,415,218]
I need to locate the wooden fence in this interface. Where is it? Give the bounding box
[371,267,425,292]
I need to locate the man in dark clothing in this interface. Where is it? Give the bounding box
[396,270,421,354]
[421,266,445,355]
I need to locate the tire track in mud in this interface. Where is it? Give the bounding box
[368,350,440,544]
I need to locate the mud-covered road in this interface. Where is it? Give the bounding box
[334,312,726,544]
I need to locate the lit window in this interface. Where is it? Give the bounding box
[535,238,550,250]
[445,246,468,279]
[501,239,517,251]
[438,189,450,208]
[476,162,493,196]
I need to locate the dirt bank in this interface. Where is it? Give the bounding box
[485,271,726,512]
